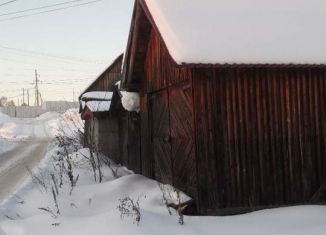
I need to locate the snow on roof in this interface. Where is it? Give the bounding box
[144,0,326,64]
[81,101,86,109]
[81,92,113,101]
[86,101,112,113]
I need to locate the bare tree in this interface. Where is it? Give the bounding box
[0,96,7,107]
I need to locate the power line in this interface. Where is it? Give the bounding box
[0,73,95,81]
[0,0,103,22]
[0,88,22,92]
[2,73,96,79]
[6,93,22,99]
[0,77,94,82]
[0,49,101,66]
[0,45,105,64]
[0,0,85,17]
[0,81,31,84]
[0,57,101,72]
[0,0,17,7]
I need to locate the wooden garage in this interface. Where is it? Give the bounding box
[80,54,123,162]
[121,0,326,215]
[79,53,142,169]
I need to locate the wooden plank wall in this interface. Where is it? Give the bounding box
[144,30,191,93]
[125,1,326,214]
[119,115,129,167]
[138,29,193,180]
[119,112,142,173]
[127,112,142,173]
[84,119,91,146]
[193,67,326,214]
[140,93,153,178]
[85,57,122,92]
[95,114,120,162]
[84,116,96,148]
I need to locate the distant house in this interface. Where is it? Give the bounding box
[1,101,78,118]
[42,101,78,113]
[121,0,326,215]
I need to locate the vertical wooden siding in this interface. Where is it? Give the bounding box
[125,1,326,215]
[140,93,153,178]
[84,119,91,146]
[139,28,194,181]
[127,112,142,173]
[137,24,326,214]
[119,112,142,173]
[85,57,122,92]
[96,114,120,162]
[193,67,326,214]
[144,30,191,93]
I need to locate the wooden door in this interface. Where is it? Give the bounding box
[119,115,129,167]
[169,82,197,196]
[127,112,141,174]
[150,90,173,184]
[150,81,197,198]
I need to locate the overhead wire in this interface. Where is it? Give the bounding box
[0,45,105,64]
[2,72,96,79]
[0,88,22,92]
[0,58,101,73]
[0,0,103,22]
[0,0,105,100]
[6,93,23,99]
[0,0,85,17]
[0,0,17,7]
[0,50,99,68]
[1,81,31,85]
[0,1,115,102]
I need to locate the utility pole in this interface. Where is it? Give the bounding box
[22,88,25,105]
[73,88,75,102]
[39,93,43,105]
[35,69,40,106]
[27,89,30,106]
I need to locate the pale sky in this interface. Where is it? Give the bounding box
[0,0,134,105]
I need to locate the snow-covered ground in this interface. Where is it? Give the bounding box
[1,145,326,235]
[1,109,326,235]
[0,114,52,141]
[0,109,84,203]
[0,110,62,157]
[0,139,16,155]
[0,109,79,143]
[0,113,17,154]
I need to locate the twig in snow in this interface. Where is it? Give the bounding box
[117,196,141,226]
[38,207,58,219]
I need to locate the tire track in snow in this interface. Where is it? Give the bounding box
[0,117,53,202]
[0,139,50,202]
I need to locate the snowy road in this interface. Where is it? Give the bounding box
[0,139,50,202]
[0,117,52,203]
